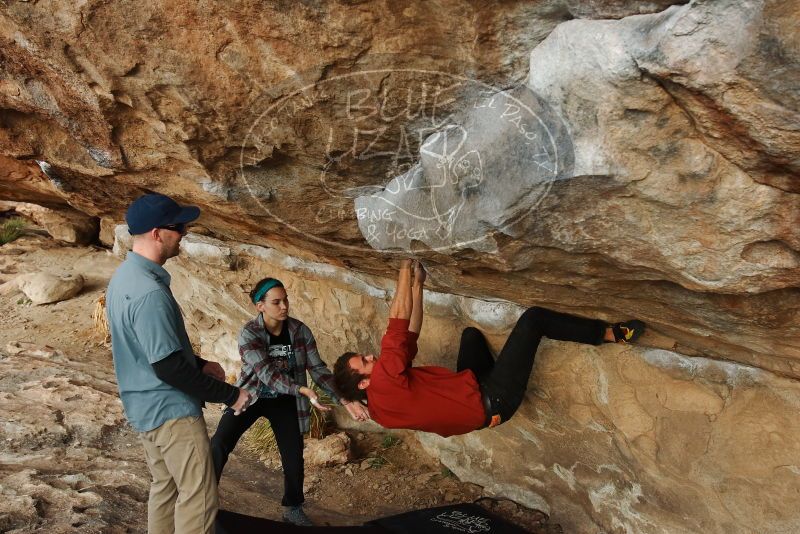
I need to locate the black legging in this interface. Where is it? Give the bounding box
[210,394,304,507]
[457,306,606,424]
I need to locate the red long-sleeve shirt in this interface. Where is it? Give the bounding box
[367,318,485,437]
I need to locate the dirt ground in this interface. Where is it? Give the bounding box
[0,225,558,533]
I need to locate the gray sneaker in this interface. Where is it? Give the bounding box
[282,505,313,526]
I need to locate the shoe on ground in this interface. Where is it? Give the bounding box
[283,505,313,526]
[612,320,646,343]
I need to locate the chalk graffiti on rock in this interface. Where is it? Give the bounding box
[239,59,573,253]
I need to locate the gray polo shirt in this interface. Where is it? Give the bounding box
[106,251,201,432]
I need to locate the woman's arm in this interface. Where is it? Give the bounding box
[297,385,331,412]
[301,324,370,420]
[301,324,341,403]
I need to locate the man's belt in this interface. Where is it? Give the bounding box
[481,390,503,429]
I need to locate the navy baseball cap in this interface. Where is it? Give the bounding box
[125,193,201,235]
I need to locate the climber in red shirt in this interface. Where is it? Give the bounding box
[333,260,645,437]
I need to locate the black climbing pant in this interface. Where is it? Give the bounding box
[211,394,304,507]
[456,306,606,425]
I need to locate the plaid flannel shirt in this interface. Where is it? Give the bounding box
[235,313,341,433]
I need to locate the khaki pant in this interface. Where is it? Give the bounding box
[140,415,218,534]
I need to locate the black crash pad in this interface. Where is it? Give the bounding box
[367,503,529,533]
[215,509,385,533]
[216,503,529,533]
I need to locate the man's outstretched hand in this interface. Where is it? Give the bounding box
[344,400,370,422]
[232,388,251,415]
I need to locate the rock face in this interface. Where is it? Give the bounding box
[355,0,800,377]
[419,344,800,534]
[0,343,147,533]
[0,0,796,377]
[2,0,799,532]
[0,201,99,245]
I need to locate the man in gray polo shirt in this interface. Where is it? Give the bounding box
[107,193,250,534]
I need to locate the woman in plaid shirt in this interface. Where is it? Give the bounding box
[210,277,369,526]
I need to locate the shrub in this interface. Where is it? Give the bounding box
[245,382,333,455]
[381,434,400,449]
[0,218,26,245]
[369,455,388,468]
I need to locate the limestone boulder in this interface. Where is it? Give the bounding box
[524,0,799,289]
[112,224,133,257]
[98,217,118,248]
[361,0,798,292]
[17,271,84,305]
[5,341,64,358]
[304,432,353,467]
[0,0,576,222]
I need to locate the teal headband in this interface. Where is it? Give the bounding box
[252,279,283,304]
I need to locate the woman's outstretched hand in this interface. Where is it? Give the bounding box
[299,386,331,412]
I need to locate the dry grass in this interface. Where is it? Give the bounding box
[0,218,26,245]
[245,383,334,455]
[92,293,110,342]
